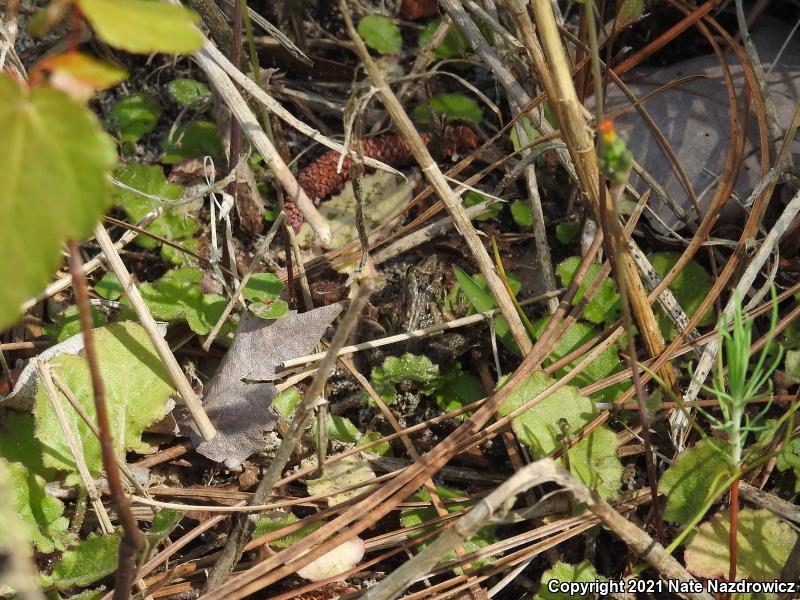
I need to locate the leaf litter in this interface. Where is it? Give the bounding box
[179,303,343,468]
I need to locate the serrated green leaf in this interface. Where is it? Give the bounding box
[167,77,211,107]
[316,414,360,444]
[659,437,729,525]
[135,267,226,335]
[556,257,621,325]
[414,93,483,125]
[534,561,601,600]
[452,266,517,355]
[272,387,301,421]
[94,273,123,300]
[252,512,322,548]
[497,371,598,457]
[566,426,622,501]
[418,19,468,60]
[685,508,797,586]
[463,191,501,221]
[161,237,200,265]
[112,163,198,248]
[109,93,161,142]
[358,15,402,55]
[776,435,800,492]
[248,300,289,320]
[162,120,224,164]
[510,199,532,227]
[2,459,71,553]
[401,484,497,571]
[243,273,284,302]
[34,322,175,477]
[0,410,57,481]
[44,533,120,590]
[0,74,116,331]
[45,304,108,343]
[370,353,440,405]
[76,0,202,54]
[555,219,580,245]
[650,252,714,339]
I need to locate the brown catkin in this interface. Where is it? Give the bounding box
[287,126,478,229]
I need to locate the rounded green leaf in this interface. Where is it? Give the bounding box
[414,93,483,125]
[94,272,123,300]
[46,533,121,590]
[510,199,533,227]
[418,20,468,60]
[243,273,284,303]
[76,0,202,54]
[161,120,223,164]
[358,15,402,55]
[166,77,211,107]
[248,299,289,320]
[109,93,162,142]
[0,74,116,331]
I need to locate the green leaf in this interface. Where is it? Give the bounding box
[685,509,797,584]
[534,561,601,600]
[614,0,644,31]
[316,414,360,444]
[94,273,123,300]
[452,266,517,355]
[148,509,183,539]
[370,353,440,405]
[401,485,497,571]
[135,267,226,335]
[497,371,598,457]
[0,410,57,481]
[556,257,621,325]
[555,219,580,245]
[44,533,120,590]
[167,77,211,107]
[272,387,301,421]
[112,163,198,248]
[531,316,626,403]
[510,199,533,227]
[243,273,284,302]
[41,52,127,92]
[252,512,322,548]
[45,304,108,343]
[109,93,162,142]
[248,300,289,320]
[463,191,501,221]
[34,322,176,477]
[162,120,224,164]
[2,459,71,553]
[434,365,483,419]
[776,435,800,492]
[659,438,729,525]
[414,93,483,125]
[566,426,622,501]
[509,117,539,152]
[0,74,116,332]
[650,252,714,338]
[418,19,468,60]
[76,0,202,54]
[357,431,392,456]
[358,15,402,55]
[305,455,376,506]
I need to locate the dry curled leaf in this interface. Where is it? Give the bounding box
[180,304,343,468]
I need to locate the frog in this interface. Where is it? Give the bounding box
[395,255,468,364]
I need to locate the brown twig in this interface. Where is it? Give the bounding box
[68,240,144,600]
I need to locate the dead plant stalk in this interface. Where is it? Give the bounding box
[67,241,144,600]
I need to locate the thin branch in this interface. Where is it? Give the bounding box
[362,458,712,600]
[92,224,216,440]
[67,240,144,600]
